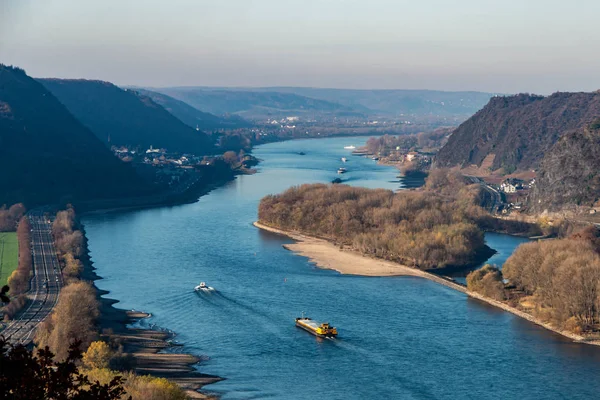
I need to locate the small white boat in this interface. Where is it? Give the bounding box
[337,167,347,174]
[343,145,356,150]
[341,157,347,162]
[194,282,214,291]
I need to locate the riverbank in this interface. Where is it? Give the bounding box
[254,221,600,346]
[80,217,223,398]
[253,222,425,277]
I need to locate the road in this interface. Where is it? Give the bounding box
[466,175,503,213]
[1,211,63,346]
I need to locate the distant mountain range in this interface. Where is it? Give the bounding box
[435,92,600,172]
[39,79,216,154]
[133,88,252,131]
[151,86,497,121]
[242,87,498,117]
[151,87,363,120]
[0,65,151,206]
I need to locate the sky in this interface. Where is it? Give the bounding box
[1,0,600,93]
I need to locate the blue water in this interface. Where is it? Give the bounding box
[83,136,600,400]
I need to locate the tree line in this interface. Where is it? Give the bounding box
[0,203,25,232]
[3,216,32,320]
[36,206,93,360]
[502,227,600,332]
[31,206,188,399]
[364,128,452,156]
[465,226,600,334]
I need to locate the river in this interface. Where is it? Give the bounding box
[83,136,600,400]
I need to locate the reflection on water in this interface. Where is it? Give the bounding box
[84,136,600,400]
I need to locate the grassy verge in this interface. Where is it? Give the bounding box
[0,232,18,287]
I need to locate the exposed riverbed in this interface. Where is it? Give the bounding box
[83,137,600,400]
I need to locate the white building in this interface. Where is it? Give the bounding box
[406,152,419,162]
[500,182,517,193]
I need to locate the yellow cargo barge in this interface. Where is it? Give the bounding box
[295,316,338,338]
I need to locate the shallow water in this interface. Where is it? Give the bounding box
[84,137,600,400]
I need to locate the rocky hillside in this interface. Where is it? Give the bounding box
[435,92,600,172]
[39,79,215,154]
[134,89,251,131]
[529,120,600,212]
[0,66,152,206]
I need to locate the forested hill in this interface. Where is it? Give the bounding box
[529,120,600,212]
[152,87,364,120]
[38,79,215,154]
[435,92,600,172]
[134,89,251,131]
[247,87,497,118]
[0,66,152,206]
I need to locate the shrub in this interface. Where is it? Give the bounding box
[84,341,112,369]
[466,264,505,300]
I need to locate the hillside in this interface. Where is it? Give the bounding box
[529,120,600,212]
[247,87,496,118]
[133,89,251,131]
[152,87,364,120]
[38,79,215,154]
[0,66,152,206]
[435,92,600,172]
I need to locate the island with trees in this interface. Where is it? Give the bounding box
[257,169,600,343]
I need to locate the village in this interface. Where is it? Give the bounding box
[111,144,257,189]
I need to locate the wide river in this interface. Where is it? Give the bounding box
[84,137,600,399]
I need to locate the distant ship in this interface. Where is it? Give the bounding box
[295,316,338,338]
[341,157,347,162]
[343,145,356,150]
[337,167,347,174]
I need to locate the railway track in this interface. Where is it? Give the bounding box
[1,211,63,346]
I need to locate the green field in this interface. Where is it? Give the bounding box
[0,232,18,287]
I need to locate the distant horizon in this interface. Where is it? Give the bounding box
[16,64,600,98]
[3,0,600,95]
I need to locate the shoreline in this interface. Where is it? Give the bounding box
[253,221,600,346]
[82,232,223,399]
[78,184,229,398]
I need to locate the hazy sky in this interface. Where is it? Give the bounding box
[2,0,600,93]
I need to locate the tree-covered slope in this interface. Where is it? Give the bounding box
[248,87,497,117]
[39,79,215,154]
[134,89,251,131]
[0,66,152,206]
[153,87,363,120]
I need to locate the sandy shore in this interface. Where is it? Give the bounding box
[254,221,425,277]
[254,221,600,346]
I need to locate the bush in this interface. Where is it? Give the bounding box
[466,265,505,300]
[0,203,25,232]
[83,341,112,369]
[85,369,187,400]
[0,338,127,399]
